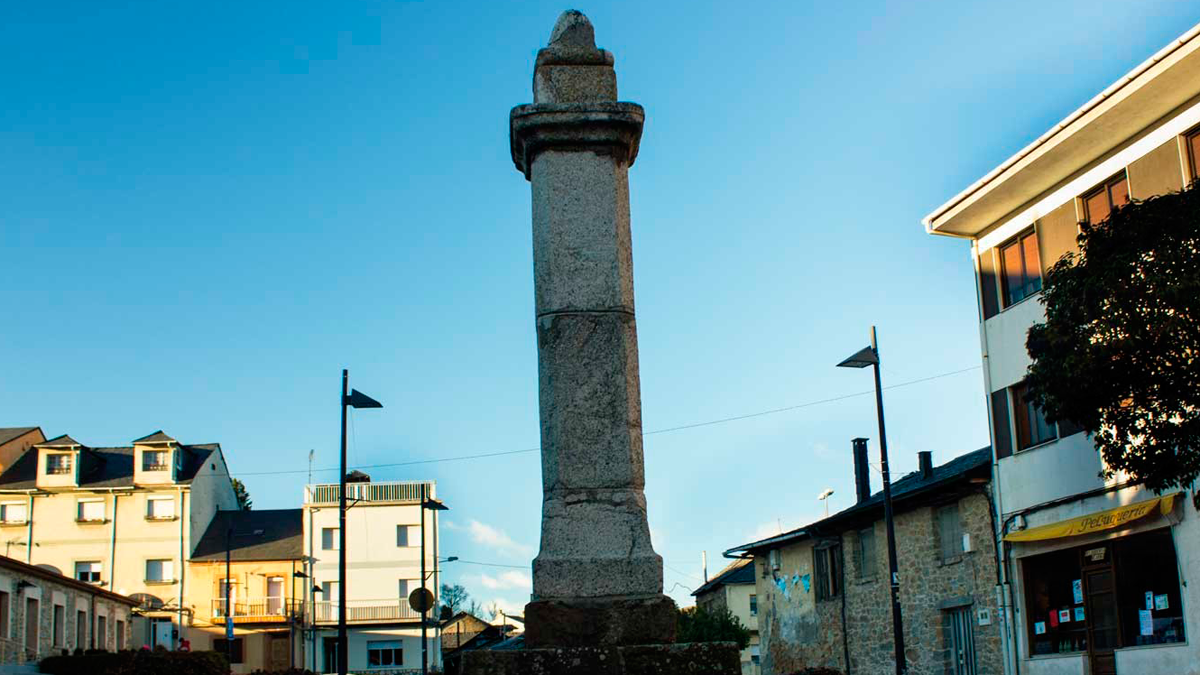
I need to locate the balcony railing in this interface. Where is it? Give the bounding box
[304,481,434,506]
[212,598,300,623]
[309,599,421,624]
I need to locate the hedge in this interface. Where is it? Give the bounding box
[40,649,229,675]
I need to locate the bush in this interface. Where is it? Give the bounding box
[784,669,844,675]
[676,606,751,650]
[40,649,229,675]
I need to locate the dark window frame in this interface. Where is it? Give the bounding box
[1011,382,1058,451]
[856,527,876,579]
[749,594,757,616]
[141,450,170,472]
[998,229,1043,308]
[938,503,964,562]
[813,542,843,601]
[367,642,403,667]
[46,453,73,476]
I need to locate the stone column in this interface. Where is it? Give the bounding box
[510,11,676,647]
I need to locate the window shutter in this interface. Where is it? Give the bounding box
[978,249,1000,320]
[990,389,1012,459]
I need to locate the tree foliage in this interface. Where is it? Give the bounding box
[676,605,751,650]
[232,478,252,510]
[440,583,470,619]
[1026,185,1200,504]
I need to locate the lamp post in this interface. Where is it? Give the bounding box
[224,524,265,668]
[837,325,906,675]
[338,369,383,675]
[420,493,448,675]
[818,488,835,517]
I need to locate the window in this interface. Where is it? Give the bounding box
[0,591,9,640]
[0,503,27,524]
[1188,128,1200,181]
[213,638,245,663]
[76,610,86,649]
[398,579,411,600]
[146,497,175,520]
[46,454,72,475]
[142,450,169,472]
[856,527,877,578]
[97,615,107,650]
[396,524,418,547]
[77,500,105,522]
[1012,382,1057,450]
[1082,173,1130,225]
[750,645,760,666]
[217,579,236,617]
[321,527,339,550]
[145,559,174,583]
[813,543,842,601]
[75,561,102,584]
[53,604,64,647]
[749,594,757,616]
[938,503,964,562]
[24,599,37,652]
[999,230,1042,307]
[115,619,124,649]
[367,640,403,668]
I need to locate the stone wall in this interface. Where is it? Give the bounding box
[755,492,1002,675]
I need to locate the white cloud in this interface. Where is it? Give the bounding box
[466,520,534,558]
[479,570,532,591]
[481,596,527,622]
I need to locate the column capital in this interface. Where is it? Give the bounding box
[509,102,644,180]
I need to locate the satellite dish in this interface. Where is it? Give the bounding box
[408,587,435,613]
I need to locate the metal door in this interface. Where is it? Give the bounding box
[947,606,977,675]
[152,619,172,649]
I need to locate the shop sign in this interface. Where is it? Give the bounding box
[1004,493,1180,542]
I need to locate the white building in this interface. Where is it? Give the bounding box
[302,479,442,674]
[924,22,1200,675]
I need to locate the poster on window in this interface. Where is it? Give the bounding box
[1059,609,1071,623]
[1072,579,1083,604]
[1154,594,1169,611]
[1145,591,1154,610]
[1034,622,1046,635]
[1074,606,1085,622]
[1139,610,1154,636]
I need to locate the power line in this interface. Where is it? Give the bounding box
[232,364,980,478]
[452,559,528,570]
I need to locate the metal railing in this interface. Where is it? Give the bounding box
[309,599,421,624]
[212,598,300,622]
[304,481,433,506]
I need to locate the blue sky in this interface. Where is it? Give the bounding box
[3,1,1198,613]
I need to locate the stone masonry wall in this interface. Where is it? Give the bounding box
[755,491,1001,675]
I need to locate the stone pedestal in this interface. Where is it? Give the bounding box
[448,643,741,675]
[510,10,675,649]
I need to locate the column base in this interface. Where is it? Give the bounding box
[447,642,741,675]
[524,595,677,648]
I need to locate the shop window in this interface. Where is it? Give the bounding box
[1012,382,1056,450]
[214,638,244,664]
[1082,173,1130,225]
[999,230,1042,307]
[1023,529,1185,657]
[813,543,842,601]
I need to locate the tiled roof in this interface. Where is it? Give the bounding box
[191,509,303,561]
[132,430,176,444]
[38,434,82,447]
[0,428,40,446]
[726,446,992,556]
[691,557,754,597]
[0,443,221,490]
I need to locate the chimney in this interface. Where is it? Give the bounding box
[852,438,871,503]
[919,451,934,479]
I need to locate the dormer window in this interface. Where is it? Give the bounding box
[142,450,170,472]
[46,454,73,475]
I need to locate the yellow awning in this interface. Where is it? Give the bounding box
[1004,492,1181,542]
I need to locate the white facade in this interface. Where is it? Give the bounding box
[926,22,1200,675]
[302,480,441,674]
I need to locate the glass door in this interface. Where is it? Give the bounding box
[1084,567,1120,675]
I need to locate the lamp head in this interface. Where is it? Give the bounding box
[817,488,835,501]
[837,346,878,369]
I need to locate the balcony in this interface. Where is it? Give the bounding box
[212,598,300,624]
[304,481,434,506]
[310,599,422,624]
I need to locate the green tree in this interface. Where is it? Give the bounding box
[232,478,252,510]
[676,605,751,649]
[1026,185,1200,507]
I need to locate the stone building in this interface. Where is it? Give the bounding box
[923,20,1200,675]
[727,442,999,675]
[692,557,761,675]
[0,551,137,667]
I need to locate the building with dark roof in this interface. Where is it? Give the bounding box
[0,429,238,654]
[725,443,999,675]
[0,427,44,477]
[692,557,759,675]
[188,509,305,673]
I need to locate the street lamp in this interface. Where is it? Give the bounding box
[338,369,383,675]
[420,494,448,675]
[817,488,835,517]
[224,524,265,668]
[837,325,906,675]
